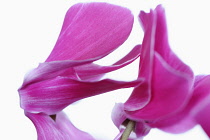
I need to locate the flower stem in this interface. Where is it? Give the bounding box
[120,120,135,140]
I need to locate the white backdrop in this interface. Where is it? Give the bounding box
[0,0,209,139]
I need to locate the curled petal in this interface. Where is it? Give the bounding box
[112,103,127,129]
[190,75,210,116]
[75,45,141,81]
[124,5,194,120]
[147,75,210,134]
[25,111,95,140]
[150,109,196,134]
[46,2,134,61]
[21,58,101,87]
[135,122,150,138]
[153,5,193,76]
[192,75,210,137]
[126,52,194,120]
[124,7,157,111]
[20,78,142,114]
[21,44,141,88]
[112,103,150,140]
[195,104,210,137]
[124,82,150,112]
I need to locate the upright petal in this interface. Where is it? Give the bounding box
[127,53,193,120]
[46,2,134,61]
[25,111,95,140]
[124,5,194,120]
[124,10,157,111]
[153,5,193,76]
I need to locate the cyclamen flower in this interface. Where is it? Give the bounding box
[19,2,139,114]
[18,2,142,139]
[112,5,200,139]
[113,75,210,139]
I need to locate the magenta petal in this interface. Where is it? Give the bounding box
[124,8,157,111]
[145,75,210,134]
[20,78,141,114]
[111,104,129,140]
[153,5,193,75]
[46,2,134,61]
[191,75,210,137]
[74,63,105,81]
[25,111,95,140]
[195,104,210,137]
[112,103,127,129]
[21,59,101,87]
[124,82,150,111]
[143,75,210,135]
[126,52,193,120]
[150,109,196,134]
[190,75,210,115]
[113,45,141,66]
[75,45,141,81]
[135,121,150,138]
[124,5,194,120]
[112,103,150,139]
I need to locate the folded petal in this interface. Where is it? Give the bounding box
[153,5,193,76]
[146,75,210,134]
[190,75,210,116]
[192,75,210,137]
[135,121,150,138]
[124,8,157,111]
[149,107,196,134]
[21,44,140,89]
[21,59,99,87]
[20,78,142,114]
[112,103,127,129]
[195,103,210,137]
[46,2,134,62]
[75,45,141,81]
[112,103,150,140]
[25,111,95,140]
[126,52,194,120]
[124,5,194,120]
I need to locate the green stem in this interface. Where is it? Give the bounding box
[120,120,135,140]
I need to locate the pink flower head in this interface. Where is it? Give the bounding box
[18,2,142,139]
[18,2,140,115]
[112,5,197,139]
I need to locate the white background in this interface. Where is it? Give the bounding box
[0,0,210,139]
